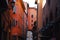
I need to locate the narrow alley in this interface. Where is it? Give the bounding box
[0,0,60,40]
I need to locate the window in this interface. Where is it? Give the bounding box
[13,6,16,14]
[31,15,33,18]
[31,20,33,22]
[31,24,33,27]
[11,0,15,8]
[11,0,16,14]
[27,4,29,7]
[13,0,16,2]
[11,19,17,26]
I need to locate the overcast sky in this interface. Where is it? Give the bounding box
[23,0,37,8]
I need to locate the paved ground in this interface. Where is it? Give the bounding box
[26,31,33,40]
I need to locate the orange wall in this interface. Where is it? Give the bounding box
[9,0,25,37]
[1,0,25,40]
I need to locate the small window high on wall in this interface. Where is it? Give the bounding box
[13,6,16,14]
[11,19,17,27]
[31,15,33,18]
[11,0,16,14]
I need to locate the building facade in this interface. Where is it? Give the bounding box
[35,0,60,40]
[28,7,37,30]
[1,0,25,40]
[10,0,25,40]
